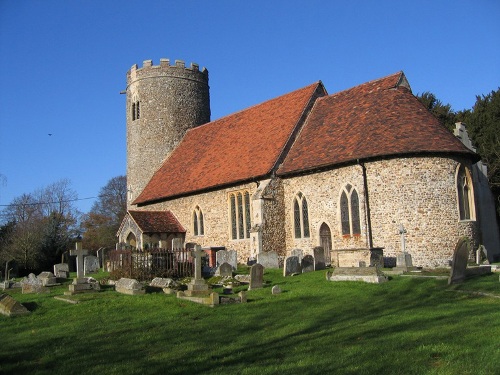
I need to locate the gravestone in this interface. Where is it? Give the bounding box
[476,245,489,265]
[313,247,326,270]
[283,256,301,276]
[66,242,98,294]
[290,249,303,264]
[216,249,238,270]
[271,285,282,295]
[257,251,279,269]
[249,263,264,290]
[326,267,388,284]
[21,273,49,294]
[84,255,100,275]
[38,271,59,286]
[115,278,145,295]
[448,238,470,285]
[185,245,210,296]
[97,248,106,270]
[53,263,69,278]
[150,277,177,289]
[216,262,233,277]
[301,255,315,273]
[0,293,30,317]
[396,252,413,268]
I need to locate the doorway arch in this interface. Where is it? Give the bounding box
[319,222,332,266]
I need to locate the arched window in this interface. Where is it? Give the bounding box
[131,100,140,121]
[229,191,251,239]
[340,184,361,236]
[293,192,310,238]
[457,165,474,221]
[193,206,204,236]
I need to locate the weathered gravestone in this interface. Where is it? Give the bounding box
[216,262,233,277]
[290,249,303,264]
[38,271,59,286]
[301,255,315,273]
[0,293,30,317]
[53,263,69,278]
[115,278,145,295]
[21,273,49,294]
[283,256,301,276]
[448,238,470,285]
[97,248,106,270]
[326,267,388,284]
[257,251,279,269]
[150,277,179,294]
[249,263,264,290]
[84,255,100,275]
[313,247,326,270]
[271,285,282,295]
[216,249,237,270]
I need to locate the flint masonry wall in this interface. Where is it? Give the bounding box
[126,59,210,207]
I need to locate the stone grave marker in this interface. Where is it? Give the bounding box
[216,262,233,277]
[249,263,264,290]
[216,249,237,270]
[21,273,49,294]
[313,247,326,270]
[97,248,106,270]
[283,256,301,276]
[115,278,145,295]
[257,251,279,269]
[301,255,315,273]
[290,249,303,264]
[271,285,282,295]
[185,245,210,296]
[448,238,470,285]
[0,293,30,317]
[53,263,69,278]
[84,255,100,275]
[38,271,59,286]
[326,267,388,284]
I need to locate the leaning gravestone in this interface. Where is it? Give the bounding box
[257,251,279,269]
[283,256,301,276]
[216,262,233,277]
[271,285,282,295]
[301,255,315,273]
[53,263,69,278]
[84,255,100,275]
[0,293,30,317]
[216,250,237,270]
[21,273,49,294]
[448,238,470,285]
[249,263,264,290]
[38,271,59,286]
[290,249,303,264]
[313,247,326,270]
[115,278,145,295]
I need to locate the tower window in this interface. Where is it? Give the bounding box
[132,101,140,121]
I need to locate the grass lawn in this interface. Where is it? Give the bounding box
[1,269,499,375]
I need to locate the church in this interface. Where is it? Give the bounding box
[117,58,499,268]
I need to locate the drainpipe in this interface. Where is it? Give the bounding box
[358,160,373,249]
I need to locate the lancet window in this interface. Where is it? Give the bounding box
[293,192,310,238]
[457,165,475,221]
[193,206,204,236]
[229,191,251,240]
[340,184,361,236]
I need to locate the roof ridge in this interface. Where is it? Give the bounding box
[328,71,404,99]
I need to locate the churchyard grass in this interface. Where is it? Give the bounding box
[1,269,499,375]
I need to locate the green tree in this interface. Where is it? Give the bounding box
[416,91,457,131]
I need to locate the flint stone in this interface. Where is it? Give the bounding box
[53,263,69,278]
[257,251,279,269]
[301,255,315,273]
[84,255,100,275]
[216,262,233,277]
[216,250,237,270]
[0,293,30,317]
[115,278,145,295]
[284,256,301,276]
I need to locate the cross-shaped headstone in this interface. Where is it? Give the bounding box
[191,245,205,281]
[70,241,88,281]
[399,224,407,253]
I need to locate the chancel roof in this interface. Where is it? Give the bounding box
[134,82,326,205]
[128,210,185,233]
[277,72,477,175]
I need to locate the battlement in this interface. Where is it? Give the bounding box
[127,58,208,84]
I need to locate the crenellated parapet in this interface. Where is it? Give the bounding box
[127,58,208,85]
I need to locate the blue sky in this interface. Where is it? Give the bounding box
[0,0,499,214]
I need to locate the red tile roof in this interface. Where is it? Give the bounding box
[277,72,477,175]
[128,210,185,233]
[134,82,326,204]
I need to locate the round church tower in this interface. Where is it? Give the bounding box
[125,59,210,207]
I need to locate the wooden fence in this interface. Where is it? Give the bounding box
[107,248,194,281]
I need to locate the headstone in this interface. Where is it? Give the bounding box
[301,255,315,273]
[271,285,282,295]
[396,252,413,268]
[249,263,264,290]
[53,263,69,278]
[84,255,100,275]
[115,278,145,295]
[257,251,279,269]
[0,293,30,317]
[448,238,471,285]
[476,245,489,265]
[97,248,106,270]
[21,273,49,294]
[216,262,233,277]
[216,249,237,270]
[290,249,303,264]
[150,277,178,289]
[283,256,301,276]
[38,271,59,286]
[70,242,88,283]
[313,247,326,270]
[184,245,210,296]
[326,267,388,284]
